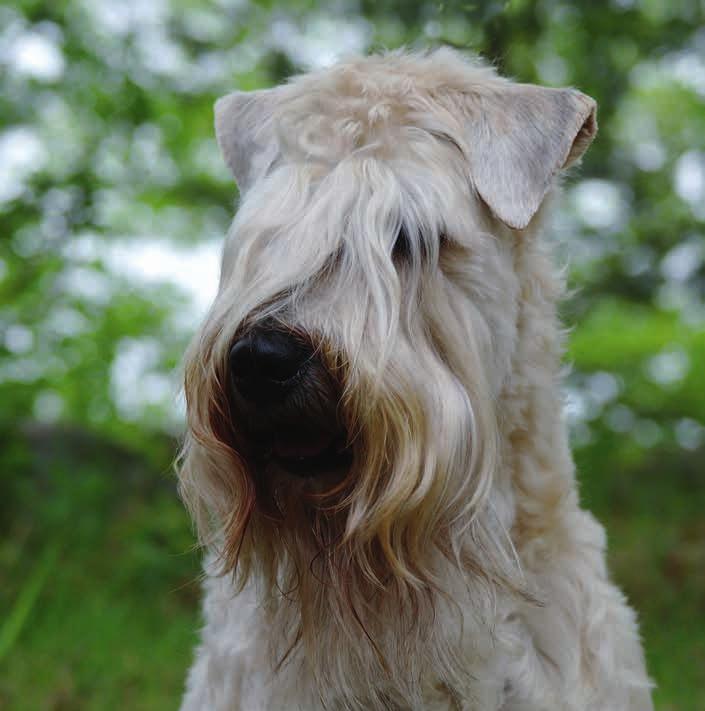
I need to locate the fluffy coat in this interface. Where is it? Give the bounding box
[178,49,653,710]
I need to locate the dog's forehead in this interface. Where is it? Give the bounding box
[217,48,596,229]
[274,51,499,145]
[287,49,498,108]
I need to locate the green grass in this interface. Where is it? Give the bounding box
[1,578,197,710]
[0,459,201,711]
[605,516,705,710]
[577,439,705,710]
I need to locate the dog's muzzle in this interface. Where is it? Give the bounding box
[229,326,351,478]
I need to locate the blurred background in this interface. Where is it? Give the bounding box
[1,0,704,708]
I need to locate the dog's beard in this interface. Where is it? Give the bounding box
[178,321,525,708]
[177,167,526,704]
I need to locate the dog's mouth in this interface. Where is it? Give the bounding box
[249,429,351,478]
[227,326,350,479]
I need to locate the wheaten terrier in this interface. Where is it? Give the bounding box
[178,49,653,710]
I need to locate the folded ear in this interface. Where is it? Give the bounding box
[214,89,280,193]
[462,84,597,230]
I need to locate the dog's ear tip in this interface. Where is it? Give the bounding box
[501,213,532,231]
[481,198,539,232]
[214,91,240,128]
[213,92,247,183]
[214,91,249,123]
[213,94,231,130]
[562,89,598,168]
[464,83,599,230]
[213,91,232,112]
[213,89,279,190]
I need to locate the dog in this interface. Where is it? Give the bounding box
[178,48,653,710]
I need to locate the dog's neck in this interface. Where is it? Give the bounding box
[500,227,578,555]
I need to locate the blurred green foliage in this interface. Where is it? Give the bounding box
[1,0,704,708]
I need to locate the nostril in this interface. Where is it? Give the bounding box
[250,332,308,382]
[229,335,256,378]
[229,330,310,397]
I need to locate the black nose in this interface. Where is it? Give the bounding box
[229,329,310,403]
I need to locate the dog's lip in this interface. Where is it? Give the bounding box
[264,432,351,477]
[272,433,334,459]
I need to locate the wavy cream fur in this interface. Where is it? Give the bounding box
[178,49,652,710]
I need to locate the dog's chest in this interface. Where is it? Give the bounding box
[182,573,553,711]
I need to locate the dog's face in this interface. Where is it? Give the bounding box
[179,50,596,600]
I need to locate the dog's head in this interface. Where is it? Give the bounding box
[178,48,595,690]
